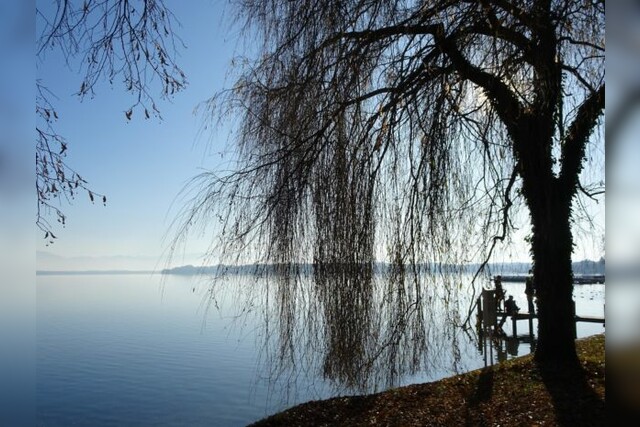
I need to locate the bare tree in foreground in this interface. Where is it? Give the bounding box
[36,0,186,241]
[174,0,604,379]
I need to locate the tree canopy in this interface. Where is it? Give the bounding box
[173,0,604,380]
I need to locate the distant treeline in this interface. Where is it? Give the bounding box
[161,258,605,276]
[487,258,605,276]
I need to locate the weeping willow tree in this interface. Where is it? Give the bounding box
[173,0,604,383]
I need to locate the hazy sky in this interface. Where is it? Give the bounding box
[34,1,613,270]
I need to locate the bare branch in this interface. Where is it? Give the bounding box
[176,0,604,386]
[36,0,186,240]
[577,181,605,201]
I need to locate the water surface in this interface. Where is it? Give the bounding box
[37,274,605,426]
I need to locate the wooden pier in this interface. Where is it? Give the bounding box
[496,274,605,284]
[476,289,605,341]
[501,310,605,324]
[475,286,604,367]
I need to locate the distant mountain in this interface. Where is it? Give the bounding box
[37,250,204,273]
[37,250,162,272]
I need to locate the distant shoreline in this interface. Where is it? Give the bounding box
[36,258,607,278]
[159,259,605,277]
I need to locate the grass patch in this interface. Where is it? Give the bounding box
[250,334,605,426]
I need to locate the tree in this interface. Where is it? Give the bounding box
[36,0,186,241]
[175,0,604,374]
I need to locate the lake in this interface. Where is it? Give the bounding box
[37,273,605,426]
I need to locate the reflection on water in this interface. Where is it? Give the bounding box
[249,268,483,395]
[37,274,605,426]
[254,270,606,395]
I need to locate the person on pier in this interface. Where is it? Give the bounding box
[494,275,505,311]
[525,269,536,315]
[497,295,519,335]
[505,295,520,316]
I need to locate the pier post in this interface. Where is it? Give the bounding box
[481,289,497,332]
[572,300,577,339]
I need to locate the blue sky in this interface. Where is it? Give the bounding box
[36,1,238,268]
[34,0,613,271]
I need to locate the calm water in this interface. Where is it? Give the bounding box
[37,274,605,426]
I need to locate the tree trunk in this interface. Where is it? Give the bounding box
[529,188,580,370]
